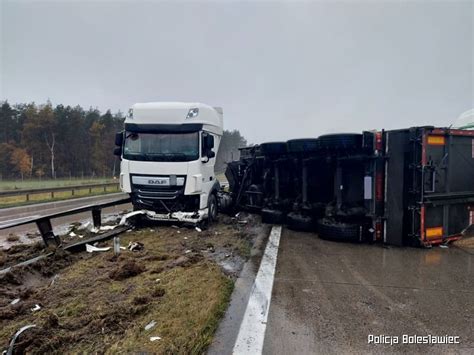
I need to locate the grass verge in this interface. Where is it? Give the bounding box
[0,214,265,353]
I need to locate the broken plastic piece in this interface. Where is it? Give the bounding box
[195,227,202,232]
[86,244,111,253]
[6,325,36,355]
[31,304,41,312]
[185,249,192,254]
[100,225,116,231]
[69,232,77,237]
[128,241,144,251]
[150,336,162,342]
[119,210,146,225]
[145,320,157,331]
[10,298,20,305]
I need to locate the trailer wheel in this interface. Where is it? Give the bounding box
[287,212,315,232]
[260,142,288,156]
[287,138,320,154]
[261,208,286,224]
[208,194,218,223]
[318,134,363,151]
[317,218,360,242]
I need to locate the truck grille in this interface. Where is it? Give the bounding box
[130,176,199,212]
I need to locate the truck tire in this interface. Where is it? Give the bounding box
[318,134,362,151]
[260,142,287,156]
[261,208,286,224]
[287,138,320,154]
[287,212,315,232]
[208,194,218,223]
[317,218,361,242]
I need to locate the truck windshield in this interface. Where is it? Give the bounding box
[123,131,199,162]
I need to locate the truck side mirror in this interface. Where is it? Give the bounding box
[115,131,124,146]
[206,135,214,149]
[113,147,122,157]
[202,133,215,161]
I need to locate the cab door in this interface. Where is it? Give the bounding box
[200,131,217,206]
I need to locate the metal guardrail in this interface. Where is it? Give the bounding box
[0,196,131,246]
[0,182,120,201]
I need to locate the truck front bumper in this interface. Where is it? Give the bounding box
[121,208,209,224]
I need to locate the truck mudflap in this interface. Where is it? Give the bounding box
[121,209,209,224]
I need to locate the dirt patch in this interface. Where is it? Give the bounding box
[109,259,146,280]
[0,213,266,353]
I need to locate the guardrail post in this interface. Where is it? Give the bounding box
[36,218,60,246]
[92,207,102,228]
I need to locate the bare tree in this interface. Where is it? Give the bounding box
[45,133,56,179]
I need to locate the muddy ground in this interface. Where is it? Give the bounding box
[0,213,267,354]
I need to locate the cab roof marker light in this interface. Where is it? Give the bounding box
[186,108,199,119]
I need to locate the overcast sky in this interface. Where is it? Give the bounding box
[1,0,472,143]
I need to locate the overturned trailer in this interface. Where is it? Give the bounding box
[226,127,474,247]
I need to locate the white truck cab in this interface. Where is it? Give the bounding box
[114,102,223,223]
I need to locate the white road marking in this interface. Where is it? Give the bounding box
[233,225,282,355]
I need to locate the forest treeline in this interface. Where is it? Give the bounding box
[0,101,246,180]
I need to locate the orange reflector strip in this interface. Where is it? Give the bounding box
[426,227,443,239]
[427,135,445,145]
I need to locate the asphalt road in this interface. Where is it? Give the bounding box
[262,229,473,354]
[0,193,131,246]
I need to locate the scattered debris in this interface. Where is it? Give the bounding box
[439,244,449,249]
[145,320,157,331]
[31,304,41,312]
[10,298,20,305]
[5,325,37,355]
[69,232,77,237]
[86,244,111,253]
[119,210,145,225]
[50,274,59,286]
[185,250,192,254]
[195,227,202,233]
[100,225,116,231]
[128,241,144,252]
[184,237,188,240]
[150,336,162,342]
[171,225,179,229]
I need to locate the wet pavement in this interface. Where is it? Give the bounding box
[262,228,473,354]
